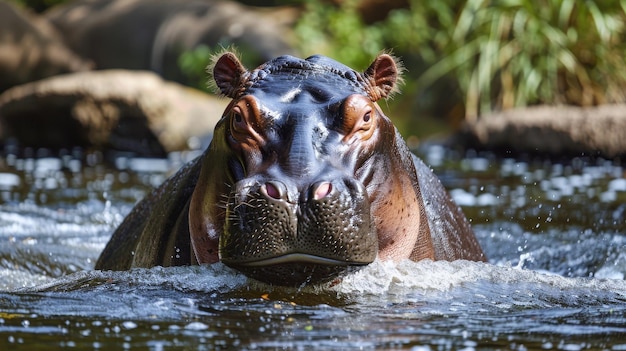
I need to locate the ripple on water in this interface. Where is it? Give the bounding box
[16,260,626,308]
[3,258,626,349]
[1,148,625,349]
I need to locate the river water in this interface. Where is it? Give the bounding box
[0,144,625,350]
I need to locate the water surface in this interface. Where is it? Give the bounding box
[0,145,625,350]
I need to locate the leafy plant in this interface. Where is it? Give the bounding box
[178,44,270,92]
[8,0,68,12]
[178,45,213,91]
[295,0,626,122]
[416,0,626,121]
[294,0,386,69]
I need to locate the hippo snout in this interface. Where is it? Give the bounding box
[220,176,378,285]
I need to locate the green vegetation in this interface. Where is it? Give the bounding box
[178,45,214,91]
[178,44,271,92]
[181,0,626,133]
[15,0,626,129]
[295,0,626,123]
[294,0,384,70]
[9,0,66,12]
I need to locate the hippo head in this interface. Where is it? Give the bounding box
[189,52,413,286]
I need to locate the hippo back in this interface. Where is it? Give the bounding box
[411,152,485,261]
[95,157,201,270]
[389,129,484,262]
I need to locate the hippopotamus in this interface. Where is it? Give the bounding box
[95,52,486,286]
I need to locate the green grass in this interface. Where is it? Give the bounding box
[295,0,626,123]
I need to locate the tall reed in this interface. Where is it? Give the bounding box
[296,0,626,121]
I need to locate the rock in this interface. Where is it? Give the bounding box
[456,105,626,158]
[44,0,298,84]
[0,1,92,93]
[0,70,227,156]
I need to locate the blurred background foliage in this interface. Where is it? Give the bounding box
[292,0,626,127]
[11,0,65,12]
[12,0,626,138]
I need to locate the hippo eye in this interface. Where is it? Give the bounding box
[359,109,373,130]
[363,111,371,123]
[231,107,246,133]
[234,112,243,123]
[340,94,376,142]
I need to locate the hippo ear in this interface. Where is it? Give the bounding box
[362,53,404,101]
[211,52,249,98]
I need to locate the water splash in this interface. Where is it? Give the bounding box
[1,148,625,349]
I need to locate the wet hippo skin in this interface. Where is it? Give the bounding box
[95,52,486,286]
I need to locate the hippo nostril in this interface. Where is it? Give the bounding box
[313,182,333,200]
[263,182,282,199]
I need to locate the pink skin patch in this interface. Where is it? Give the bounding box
[264,182,281,199]
[313,182,332,200]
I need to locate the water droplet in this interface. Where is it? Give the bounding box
[122,321,137,330]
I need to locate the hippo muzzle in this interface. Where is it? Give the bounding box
[220,174,377,285]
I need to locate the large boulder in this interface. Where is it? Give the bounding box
[0,1,92,93]
[457,105,626,158]
[0,70,227,156]
[44,0,298,84]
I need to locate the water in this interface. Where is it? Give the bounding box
[0,145,625,350]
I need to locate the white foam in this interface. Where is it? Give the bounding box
[0,269,51,291]
[23,263,249,293]
[12,259,626,313]
[595,252,626,280]
[332,259,626,298]
[125,264,249,292]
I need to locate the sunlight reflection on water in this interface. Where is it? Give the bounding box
[0,145,624,349]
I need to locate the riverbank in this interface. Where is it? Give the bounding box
[453,104,626,158]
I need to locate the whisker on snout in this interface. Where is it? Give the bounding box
[233,200,258,211]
